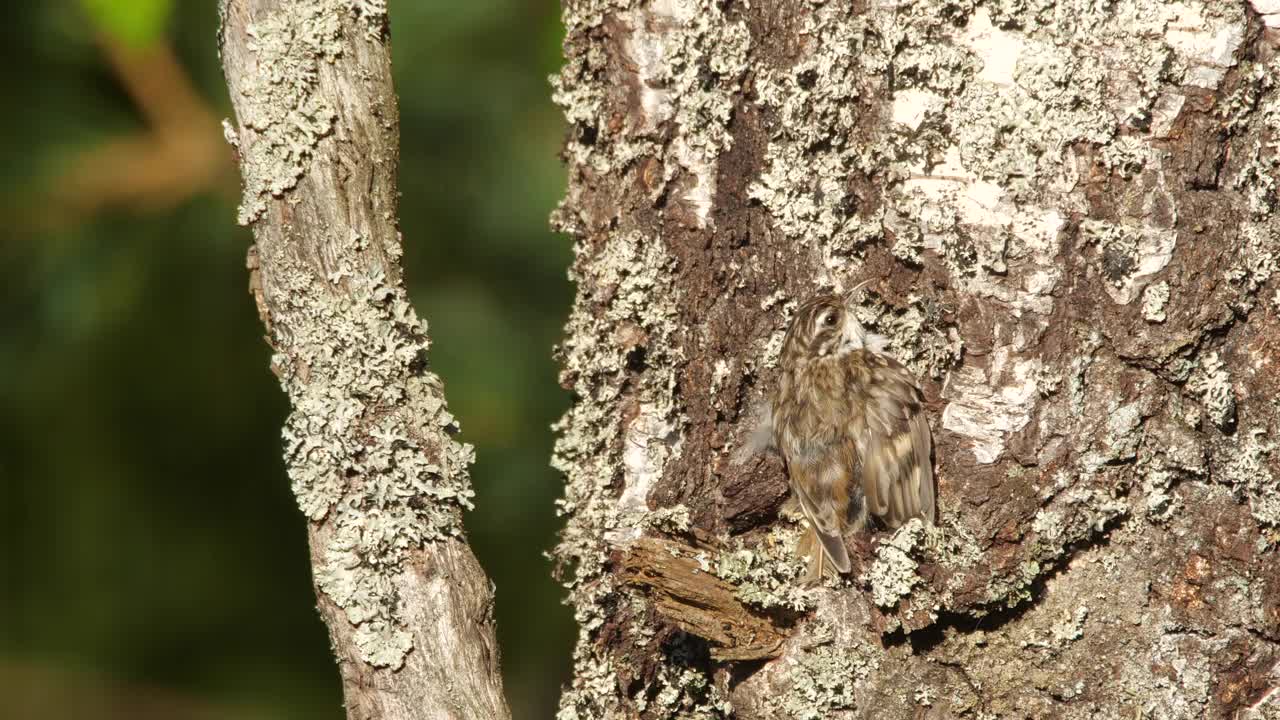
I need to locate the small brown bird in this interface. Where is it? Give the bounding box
[739,290,936,582]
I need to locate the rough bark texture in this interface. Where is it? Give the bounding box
[551,0,1280,718]
[219,2,511,718]
[620,536,788,661]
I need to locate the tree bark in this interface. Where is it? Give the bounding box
[218,2,511,718]
[551,0,1280,718]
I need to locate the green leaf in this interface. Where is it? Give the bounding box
[80,0,173,48]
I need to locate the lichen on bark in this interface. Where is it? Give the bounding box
[552,0,1280,717]
[226,0,477,670]
[221,1,510,715]
[224,0,344,225]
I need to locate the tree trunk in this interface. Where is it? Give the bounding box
[551,0,1280,718]
[218,2,511,718]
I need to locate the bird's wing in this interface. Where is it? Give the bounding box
[856,354,935,528]
[732,398,777,465]
[788,459,852,573]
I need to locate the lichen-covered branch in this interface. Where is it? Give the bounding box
[219,2,510,718]
[551,0,1280,717]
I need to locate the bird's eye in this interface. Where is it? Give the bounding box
[823,312,838,326]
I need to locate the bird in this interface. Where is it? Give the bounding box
[737,288,936,583]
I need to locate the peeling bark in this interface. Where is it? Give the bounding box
[219,1,510,718]
[619,536,788,661]
[551,0,1280,718]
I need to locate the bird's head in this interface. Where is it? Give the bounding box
[781,283,886,365]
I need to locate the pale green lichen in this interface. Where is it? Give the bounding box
[227,0,350,225]
[914,686,936,707]
[1048,606,1088,645]
[1229,58,1280,219]
[987,479,1128,609]
[986,559,1044,608]
[1220,58,1277,132]
[864,520,927,608]
[274,264,475,668]
[1187,351,1236,430]
[1142,468,1179,523]
[552,0,749,225]
[1220,56,1280,323]
[551,227,688,716]
[552,0,759,712]
[948,0,1185,190]
[1066,338,1102,415]
[778,646,856,719]
[635,640,734,719]
[1220,427,1279,529]
[1226,223,1279,314]
[1142,281,1169,323]
[886,187,981,277]
[771,625,877,720]
[749,2,882,265]
[1236,146,1280,219]
[861,518,982,628]
[1082,379,1154,473]
[1030,507,1067,546]
[644,504,694,534]
[852,290,962,381]
[860,0,1190,331]
[952,41,1114,194]
[552,229,685,547]
[1093,399,1145,466]
[714,526,817,611]
[556,648,620,720]
[1022,604,1089,650]
[654,1,751,225]
[224,0,476,670]
[1101,135,1154,178]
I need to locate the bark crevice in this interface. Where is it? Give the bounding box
[552,0,1280,717]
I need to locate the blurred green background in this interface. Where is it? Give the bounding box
[0,1,574,718]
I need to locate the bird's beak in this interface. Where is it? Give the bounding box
[842,278,874,306]
[841,279,874,346]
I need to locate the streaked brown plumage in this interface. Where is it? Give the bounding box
[739,291,936,582]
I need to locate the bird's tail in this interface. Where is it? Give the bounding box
[797,525,848,584]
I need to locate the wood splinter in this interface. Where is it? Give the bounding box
[619,537,788,661]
